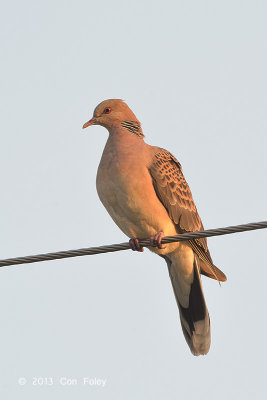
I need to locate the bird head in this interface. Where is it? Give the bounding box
[82,99,142,133]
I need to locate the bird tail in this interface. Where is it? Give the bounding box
[163,252,211,356]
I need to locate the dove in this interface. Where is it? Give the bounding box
[83,99,226,355]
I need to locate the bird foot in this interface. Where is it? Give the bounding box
[129,238,144,252]
[150,231,166,249]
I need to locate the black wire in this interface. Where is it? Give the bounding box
[0,221,266,268]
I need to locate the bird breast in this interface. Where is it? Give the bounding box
[96,143,177,241]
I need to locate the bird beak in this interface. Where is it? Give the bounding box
[82,118,96,129]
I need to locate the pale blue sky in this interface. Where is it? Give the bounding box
[1,1,267,399]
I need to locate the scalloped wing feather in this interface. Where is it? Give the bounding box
[149,149,226,282]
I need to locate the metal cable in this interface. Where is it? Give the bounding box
[0,221,266,268]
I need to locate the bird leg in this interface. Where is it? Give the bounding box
[129,238,144,252]
[150,231,166,249]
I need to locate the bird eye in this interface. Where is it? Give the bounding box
[104,107,111,114]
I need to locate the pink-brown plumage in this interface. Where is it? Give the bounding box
[83,99,226,355]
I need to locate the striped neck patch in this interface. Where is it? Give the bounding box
[121,121,144,138]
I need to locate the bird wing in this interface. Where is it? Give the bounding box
[149,148,226,282]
